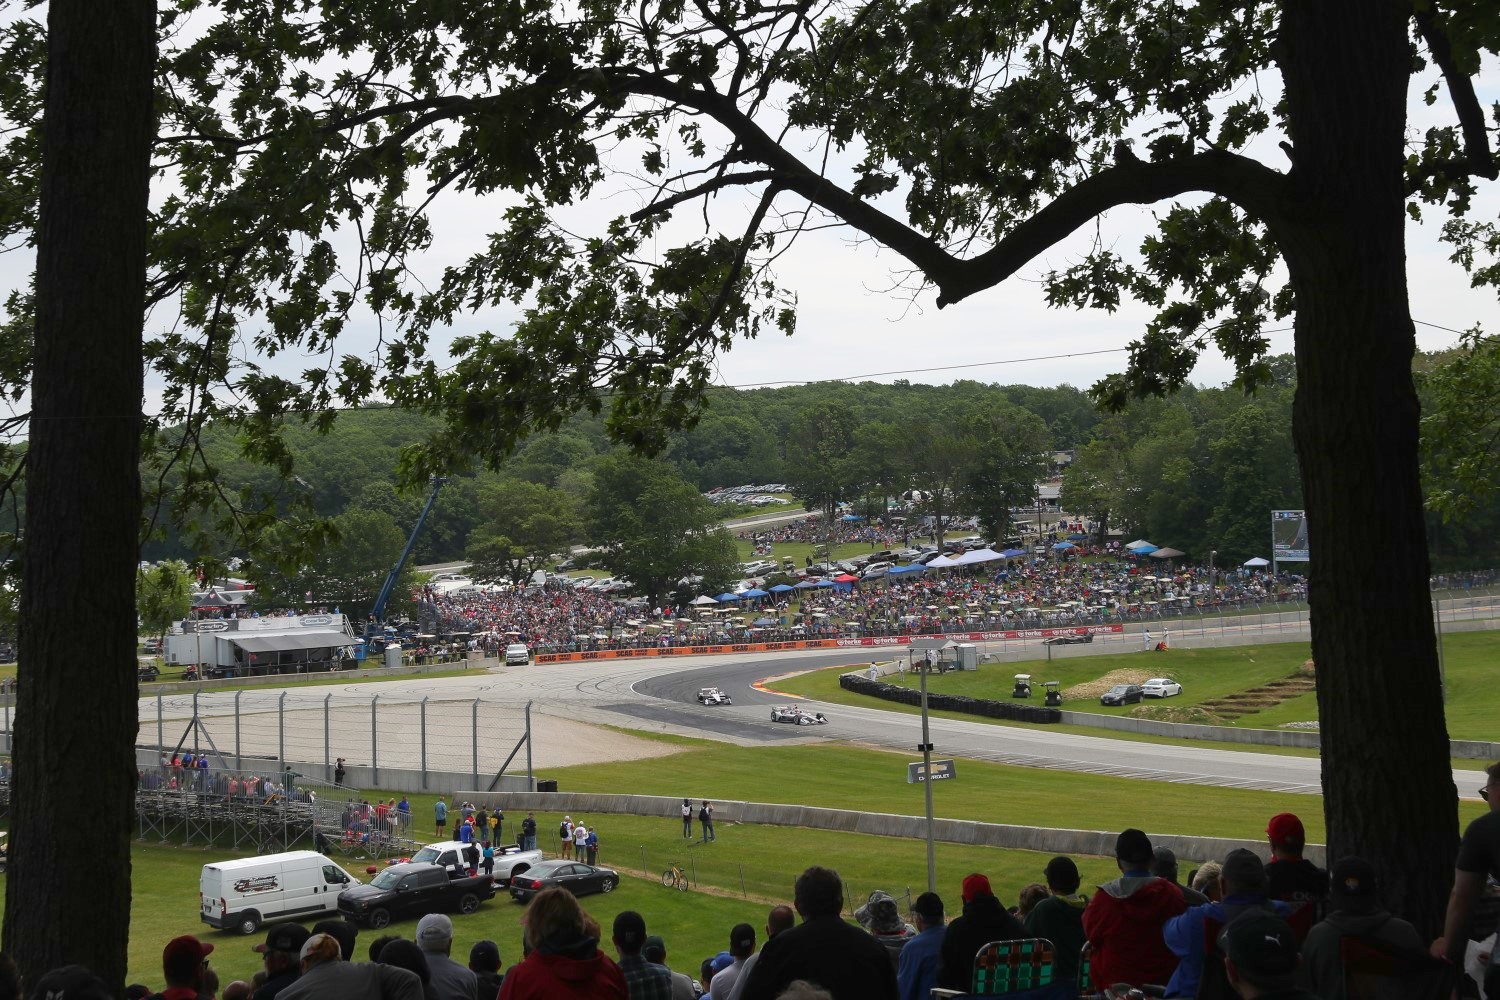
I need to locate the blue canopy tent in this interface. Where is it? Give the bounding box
[1067,533,1088,541]
[816,579,836,588]
[841,514,865,521]
[887,563,926,576]
[1053,541,1076,551]
[1001,548,1027,558]
[716,592,741,601]
[768,584,795,593]
[1126,544,1158,556]
[793,580,819,590]
[742,588,770,599]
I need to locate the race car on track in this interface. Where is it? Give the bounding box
[770,705,828,725]
[697,687,733,705]
[1041,632,1094,646]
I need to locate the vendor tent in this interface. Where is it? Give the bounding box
[769,584,795,593]
[1125,539,1156,550]
[689,595,718,606]
[742,588,770,598]
[1243,556,1271,567]
[715,592,740,602]
[926,554,958,568]
[953,548,1003,565]
[1149,547,1186,559]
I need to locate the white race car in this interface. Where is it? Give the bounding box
[697,687,733,705]
[770,705,828,725]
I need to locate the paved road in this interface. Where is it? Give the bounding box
[138,603,1498,795]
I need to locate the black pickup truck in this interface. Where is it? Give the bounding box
[336,862,496,929]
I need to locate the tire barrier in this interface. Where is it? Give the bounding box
[840,674,1063,724]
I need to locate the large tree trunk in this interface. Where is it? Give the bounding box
[5,0,156,985]
[1278,0,1456,937]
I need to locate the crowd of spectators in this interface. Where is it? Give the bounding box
[417,554,1312,656]
[20,779,1500,1000]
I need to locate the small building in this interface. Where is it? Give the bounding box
[164,613,358,676]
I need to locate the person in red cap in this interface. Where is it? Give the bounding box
[1082,828,1187,992]
[1264,812,1328,910]
[934,873,1026,991]
[160,935,214,1000]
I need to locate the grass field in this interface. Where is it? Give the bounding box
[773,632,1500,740]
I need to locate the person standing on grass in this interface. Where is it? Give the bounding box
[682,799,693,839]
[434,797,447,837]
[586,826,599,866]
[700,801,715,843]
[521,811,537,851]
[574,820,589,860]
[482,842,495,878]
[561,816,575,860]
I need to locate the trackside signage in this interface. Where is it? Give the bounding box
[907,759,956,783]
[532,625,1123,663]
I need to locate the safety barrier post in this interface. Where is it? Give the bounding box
[371,695,379,786]
[472,698,480,792]
[525,701,534,791]
[420,697,428,790]
[233,691,242,768]
[278,692,286,765]
[324,693,332,776]
[192,691,201,757]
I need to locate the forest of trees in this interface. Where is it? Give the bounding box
[137,352,1500,577]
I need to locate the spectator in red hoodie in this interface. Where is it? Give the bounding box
[1082,829,1187,992]
[498,887,627,1000]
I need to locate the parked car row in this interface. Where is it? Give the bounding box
[1099,677,1183,706]
[200,840,620,937]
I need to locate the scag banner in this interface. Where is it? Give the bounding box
[531,624,1123,663]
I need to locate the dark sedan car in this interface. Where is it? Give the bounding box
[508,860,619,902]
[1100,683,1144,706]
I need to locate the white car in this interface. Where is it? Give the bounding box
[697,687,732,705]
[504,643,530,665]
[407,841,543,886]
[770,706,828,725]
[1142,677,1182,698]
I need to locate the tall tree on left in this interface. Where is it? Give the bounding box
[5,0,156,985]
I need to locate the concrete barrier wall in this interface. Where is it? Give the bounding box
[845,670,1500,759]
[459,790,1326,866]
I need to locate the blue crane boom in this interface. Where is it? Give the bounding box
[363,475,447,647]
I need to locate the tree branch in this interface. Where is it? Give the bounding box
[945,150,1292,306]
[1414,4,1499,182]
[629,168,779,222]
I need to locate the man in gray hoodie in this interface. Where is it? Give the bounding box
[1298,856,1425,1000]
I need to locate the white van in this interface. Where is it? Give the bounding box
[200,850,361,935]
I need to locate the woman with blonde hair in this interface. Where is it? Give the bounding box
[498,888,627,999]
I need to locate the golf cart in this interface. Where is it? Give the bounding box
[1011,673,1033,699]
[1044,681,1063,707]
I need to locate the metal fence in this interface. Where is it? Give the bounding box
[130,692,535,795]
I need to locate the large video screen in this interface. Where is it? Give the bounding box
[1271,510,1309,562]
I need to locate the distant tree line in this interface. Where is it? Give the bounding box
[133,355,1500,584]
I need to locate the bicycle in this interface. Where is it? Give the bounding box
[661,861,689,891]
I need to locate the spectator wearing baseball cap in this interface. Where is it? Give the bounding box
[1163,848,1291,998]
[311,919,359,963]
[1023,857,1088,985]
[468,941,504,999]
[1153,846,1210,906]
[26,966,113,1000]
[251,923,309,1000]
[161,936,215,1000]
[1298,856,1425,1000]
[278,933,424,1000]
[1220,913,1318,998]
[935,873,1026,991]
[896,892,945,1000]
[1082,829,1188,993]
[724,906,795,1000]
[611,910,671,1000]
[415,914,478,1000]
[1264,813,1328,911]
[708,924,756,999]
[641,936,694,1000]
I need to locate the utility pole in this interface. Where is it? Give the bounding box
[919,652,936,894]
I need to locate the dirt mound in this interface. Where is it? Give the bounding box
[1064,668,1156,700]
[1130,704,1226,725]
[1198,673,1316,719]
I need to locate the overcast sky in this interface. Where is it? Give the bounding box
[373,59,1500,400]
